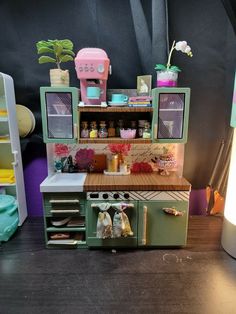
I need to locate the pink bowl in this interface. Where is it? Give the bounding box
[120,129,136,139]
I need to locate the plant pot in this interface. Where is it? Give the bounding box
[156,70,178,87]
[50,69,69,87]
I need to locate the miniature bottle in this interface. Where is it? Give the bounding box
[98,121,108,138]
[130,120,137,130]
[143,122,151,139]
[108,121,116,137]
[138,120,147,138]
[89,121,98,138]
[81,121,89,138]
[116,119,124,137]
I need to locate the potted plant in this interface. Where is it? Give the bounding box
[36,39,75,87]
[155,40,193,87]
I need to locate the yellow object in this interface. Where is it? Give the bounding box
[0,169,15,184]
[16,105,35,138]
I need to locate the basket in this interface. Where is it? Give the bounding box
[120,129,136,139]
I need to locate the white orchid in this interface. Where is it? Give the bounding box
[155,40,193,73]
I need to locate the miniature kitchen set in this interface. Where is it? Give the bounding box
[39,47,191,249]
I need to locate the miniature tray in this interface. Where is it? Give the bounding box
[103,170,130,175]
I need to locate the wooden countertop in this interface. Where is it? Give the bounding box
[84,173,191,191]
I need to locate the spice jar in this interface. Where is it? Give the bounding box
[116,119,124,137]
[107,154,118,172]
[108,121,116,137]
[143,122,151,139]
[89,121,98,138]
[130,121,137,129]
[98,121,108,138]
[138,120,147,138]
[81,121,89,138]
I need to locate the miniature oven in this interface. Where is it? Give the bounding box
[74,48,111,106]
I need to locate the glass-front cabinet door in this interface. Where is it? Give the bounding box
[152,88,190,143]
[40,87,79,143]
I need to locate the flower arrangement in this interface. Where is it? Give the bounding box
[75,148,94,170]
[155,40,193,73]
[54,144,69,157]
[107,144,131,156]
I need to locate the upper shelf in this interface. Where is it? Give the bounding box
[78,107,153,113]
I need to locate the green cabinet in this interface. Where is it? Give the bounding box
[86,200,138,247]
[138,200,189,247]
[40,87,79,143]
[152,87,190,143]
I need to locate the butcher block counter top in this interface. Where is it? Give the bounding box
[84,173,191,191]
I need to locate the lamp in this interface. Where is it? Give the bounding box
[221,73,236,257]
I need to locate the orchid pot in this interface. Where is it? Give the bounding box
[156,70,178,87]
[155,40,193,88]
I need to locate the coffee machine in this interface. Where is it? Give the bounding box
[75,48,111,106]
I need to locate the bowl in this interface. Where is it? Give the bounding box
[120,128,136,139]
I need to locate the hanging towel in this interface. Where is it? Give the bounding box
[121,211,134,237]
[91,202,111,211]
[113,211,125,238]
[96,211,113,239]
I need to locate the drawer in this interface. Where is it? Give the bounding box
[43,192,86,216]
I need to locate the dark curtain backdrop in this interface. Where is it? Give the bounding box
[0,0,235,189]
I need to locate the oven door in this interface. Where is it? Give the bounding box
[86,200,138,247]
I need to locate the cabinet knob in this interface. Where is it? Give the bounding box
[113,193,119,199]
[103,193,109,199]
[124,193,130,199]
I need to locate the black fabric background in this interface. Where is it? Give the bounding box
[0,0,235,188]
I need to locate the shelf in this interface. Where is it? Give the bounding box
[79,138,152,144]
[78,107,153,113]
[46,227,86,232]
[159,108,183,111]
[0,117,8,122]
[48,114,72,117]
[0,183,16,187]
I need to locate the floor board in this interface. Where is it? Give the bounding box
[1,216,236,314]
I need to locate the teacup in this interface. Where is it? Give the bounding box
[111,94,128,103]
[87,87,101,99]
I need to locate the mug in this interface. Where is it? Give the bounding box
[111,94,128,103]
[87,87,101,99]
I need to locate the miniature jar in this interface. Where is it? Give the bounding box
[107,154,118,172]
[81,121,89,138]
[89,121,98,138]
[130,121,137,130]
[116,119,124,137]
[108,121,116,137]
[143,122,151,139]
[138,120,147,138]
[98,121,108,138]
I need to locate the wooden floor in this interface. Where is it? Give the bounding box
[0,216,236,314]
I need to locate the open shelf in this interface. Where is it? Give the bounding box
[78,107,153,113]
[79,137,152,144]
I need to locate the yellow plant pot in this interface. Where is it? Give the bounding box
[50,69,69,87]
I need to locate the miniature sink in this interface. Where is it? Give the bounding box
[40,173,87,192]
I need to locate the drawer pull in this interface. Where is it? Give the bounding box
[50,199,80,204]
[141,206,148,245]
[50,209,80,213]
[162,207,184,216]
[47,240,78,245]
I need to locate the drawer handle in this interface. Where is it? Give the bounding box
[141,206,148,245]
[50,209,80,213]
[49,199,80,204]
[162,207,184,216]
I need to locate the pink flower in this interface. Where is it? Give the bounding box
[108,144,131,156]
[54,144,69,157]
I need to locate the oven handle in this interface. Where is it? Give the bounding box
[141,205,148,245]
[91,202,134,209]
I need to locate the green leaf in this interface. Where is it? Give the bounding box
[154,64,167,71]
[37,47,54,54]
[169,65,181,72]
[36,40,52,50]
[59,55,74,63]
[54,43,63,57]
[38,56,57,64]
[62,49,75,56]
[59,39,73,50]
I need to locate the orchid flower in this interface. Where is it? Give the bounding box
[155,40,193,73]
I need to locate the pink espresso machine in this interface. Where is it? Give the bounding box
[75,48,111,106]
